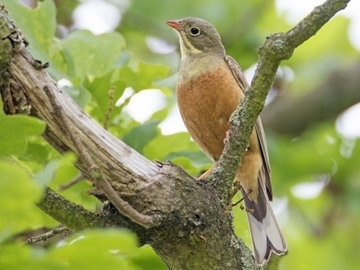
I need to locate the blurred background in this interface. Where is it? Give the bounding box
[1,0,360,269]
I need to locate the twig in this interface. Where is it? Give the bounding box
[25,227,69,244]
[59,172,85,190]
[103,86,115,130]
[43,86,162,229]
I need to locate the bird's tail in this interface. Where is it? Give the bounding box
[241,180,287,265]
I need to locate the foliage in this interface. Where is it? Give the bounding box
[0,0,359,269]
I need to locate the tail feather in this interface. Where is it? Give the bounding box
[241,181,287,265]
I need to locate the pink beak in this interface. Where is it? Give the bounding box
[166,20,183,31]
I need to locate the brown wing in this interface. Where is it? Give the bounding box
[224,55,273,200]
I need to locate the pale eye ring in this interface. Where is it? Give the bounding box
[190,27,200,36]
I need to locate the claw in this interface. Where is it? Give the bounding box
[223,130,230,144]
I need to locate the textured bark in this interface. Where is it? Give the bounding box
[0,9,254,270]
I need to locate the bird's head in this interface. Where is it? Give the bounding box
[166,17,225,60]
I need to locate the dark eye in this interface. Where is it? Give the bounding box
[190,27,200,36]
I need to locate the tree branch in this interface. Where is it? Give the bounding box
[43,84,162,229]
[37,187,100,230]
[212,0,351,203]
[26,226,69,245]
[0,8,255,269]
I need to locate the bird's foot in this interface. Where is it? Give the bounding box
[240,204,255,214]
[223,130,231,144]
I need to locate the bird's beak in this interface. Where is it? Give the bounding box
[166,20,183,31]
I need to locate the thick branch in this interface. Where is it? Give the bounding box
[262,61,360,135]
[10,49,158,193]
[37,187,154,246]
[43,84,162,228]
[0,8,256,269]
[1,50,252,269]
[212,0,351,202]
[37,187,101,230]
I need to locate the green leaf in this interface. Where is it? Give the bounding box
[4,0,56,63]
[86,71,127,121]
[149,105,172,123]
[168,151,211,168]
[122,120,160,154]
[0,161,43,235]
[129,245,167,270]
[47,229,140,270]
[144,132,200,161]
[0,229,147,270]
[113,62,170,92]
[62,30,125,80]
[143,132,211,173]
[171,156,206,176]
[0,244,58,270]
[4,1,68,80]
[0,115,46,156]
[19,142,50,163]
[35,159,61,186]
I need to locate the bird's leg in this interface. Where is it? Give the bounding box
[223,129,251,152]
[232,189,253,207]
[197,164,215,180]
[223,129,231,144]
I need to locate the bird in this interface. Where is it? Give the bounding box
[166,17,287,264]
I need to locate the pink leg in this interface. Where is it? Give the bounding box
[197,164,215,180]
[223,130,230,144]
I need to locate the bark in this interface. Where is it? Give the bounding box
[0,9,253,270]
[0,0,351,269]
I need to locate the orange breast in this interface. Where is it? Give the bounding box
[177,62,243,161]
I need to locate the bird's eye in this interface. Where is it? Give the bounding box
[190,27,200,36]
